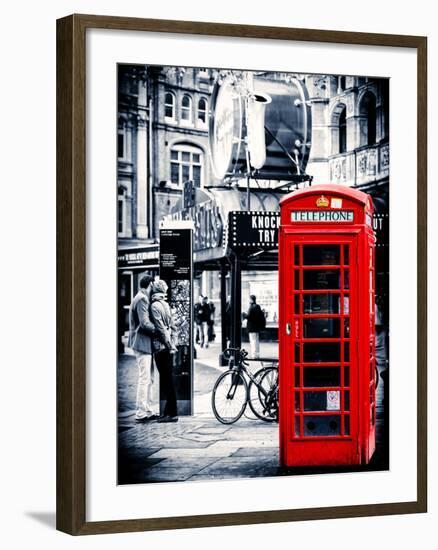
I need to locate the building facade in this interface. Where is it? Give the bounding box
[304,74,389,324]
[305,74,389,192]
[117,65,218,348]
[117,67,389,350]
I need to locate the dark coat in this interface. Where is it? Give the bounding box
[194,302,212,323]
[246,303,265,333]
[128,288,155,353]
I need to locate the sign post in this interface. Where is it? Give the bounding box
[159,220,194,416]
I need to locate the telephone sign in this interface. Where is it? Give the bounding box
[291,210,354,222]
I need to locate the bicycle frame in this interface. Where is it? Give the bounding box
[228,359,277,402]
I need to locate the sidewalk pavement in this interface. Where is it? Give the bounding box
[118,339,388,484]
[118,339,282,484]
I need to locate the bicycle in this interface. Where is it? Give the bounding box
[211,348,278,424]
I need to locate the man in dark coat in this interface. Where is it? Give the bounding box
[245,295,266,359]
[128,274,159,422]
[194,296,212,348]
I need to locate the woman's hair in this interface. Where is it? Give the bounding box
[152,279,168,294]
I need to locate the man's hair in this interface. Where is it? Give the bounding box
[139,274,153,289]
[250,294,256,301]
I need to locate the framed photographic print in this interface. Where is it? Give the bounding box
[56,14,427,535]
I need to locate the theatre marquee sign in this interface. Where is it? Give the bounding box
[228,211,280,250]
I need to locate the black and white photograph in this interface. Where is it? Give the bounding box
[117,64,389,484]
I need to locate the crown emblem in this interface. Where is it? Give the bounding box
[316,195,329,208]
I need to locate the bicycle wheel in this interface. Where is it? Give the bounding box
[248,366,278,422]
[212,370,248,424]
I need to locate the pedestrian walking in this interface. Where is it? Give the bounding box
[194,295,211,348]
[206,297,216,343]
[194,296,204,345]
[150,279,179,423]
[128,274,160,422]
[244,295,266,359]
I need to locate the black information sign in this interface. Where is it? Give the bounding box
[228,211,280,250]
[159,226,193,416]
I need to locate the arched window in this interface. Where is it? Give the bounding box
[339,106,347,154]
[170,143,203,187]
[198,97,208,124]
[164,92,175,120]
[359,92,377,146]
[181,94,193,123]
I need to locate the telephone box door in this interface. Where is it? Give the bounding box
[280,233,360,466]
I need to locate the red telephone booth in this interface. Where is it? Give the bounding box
[279,184,376,467]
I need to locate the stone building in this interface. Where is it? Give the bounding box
[305,74,389,194]
[149,66,218,237]
[117,67,390,349]
[117,65,217,243]
[305,74,389,322]
[117,65,217,347]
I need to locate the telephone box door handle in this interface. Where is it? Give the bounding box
[286,323,291,335]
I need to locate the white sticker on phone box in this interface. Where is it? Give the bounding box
[331,198,343,209]
[327,390,340,410]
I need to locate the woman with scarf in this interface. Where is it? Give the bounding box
[150,279,179,423]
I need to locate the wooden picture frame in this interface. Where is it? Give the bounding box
[56,13,427,535]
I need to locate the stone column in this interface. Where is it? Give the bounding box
[136,81,149,239]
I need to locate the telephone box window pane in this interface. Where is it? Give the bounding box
[344,366,350,386]
[303,318,340,338]
[344,296,350,314]
[303,270,340,290]
[294,416,301,437]
[303,342,341,362]
[294,245,300,266]
[294,366,300,386]
[344,390,350,411]
[343,245,349,265]
[344,318,350,337]
[294,392,300,411]
[294,294,300,313]
[304,391,327,411]
[303,367,340,387]
[303,294,340,314]
[344,415,350,435]
[344,270,350,289]
[303,245,340,265]
[344,342,350,362]
[304,415,341,436]
[294,344,300,364]
[294,270,300,290]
